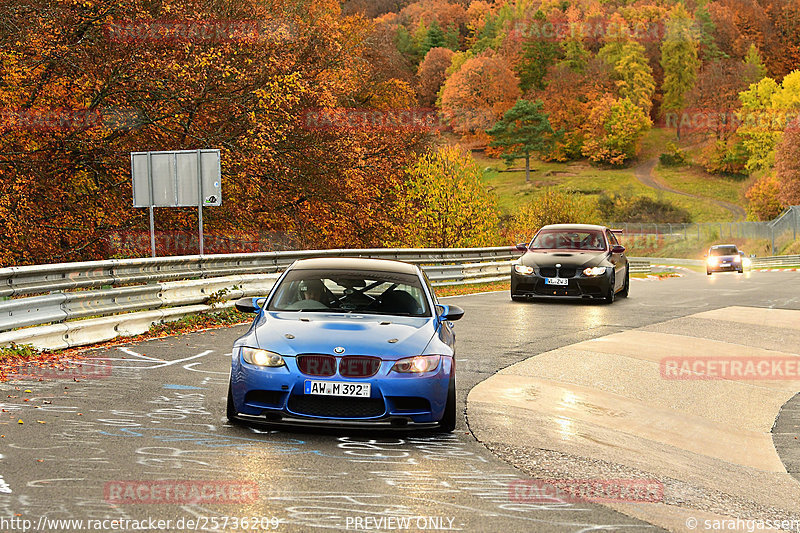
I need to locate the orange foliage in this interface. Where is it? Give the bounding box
[440,54,520,136]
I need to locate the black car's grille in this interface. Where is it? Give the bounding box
[287,395,386,418]
[538,267,577,278]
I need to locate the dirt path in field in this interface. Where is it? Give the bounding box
[634,156,746,220]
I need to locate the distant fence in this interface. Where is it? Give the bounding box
[611,206,800,254]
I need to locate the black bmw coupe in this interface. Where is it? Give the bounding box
[510,224,629,304]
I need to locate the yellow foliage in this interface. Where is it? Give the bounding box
[386,146,501,248]
[506,189,600,244]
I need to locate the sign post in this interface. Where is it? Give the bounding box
[131,149,222,257]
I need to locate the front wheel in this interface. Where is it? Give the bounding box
[603,273,616,304]
[438,376,456,432]
[707,270,712,276]
[618,267,629,298]
[226,384,244,426]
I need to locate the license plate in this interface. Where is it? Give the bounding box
[304,380,371,397]
[545,278,568,286]
[721,263,730,267]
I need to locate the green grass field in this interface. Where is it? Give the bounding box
[475,128,749,222]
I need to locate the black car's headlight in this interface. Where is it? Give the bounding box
[514,264,534,275]
[241,347,285,367]
[391,355,441,374]
[582,266,608,277]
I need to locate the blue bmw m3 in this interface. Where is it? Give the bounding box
[227,257,464,431]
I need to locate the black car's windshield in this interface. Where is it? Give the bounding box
[710,246,738,256]
[530,230,607,251]
[268,269,431,317]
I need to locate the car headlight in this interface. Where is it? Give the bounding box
[582,266,607,277]
[707,257,718,266]
[514,264,534,275]
[391,355,441,374]
[733,255,741,263]
[241,347,285,367]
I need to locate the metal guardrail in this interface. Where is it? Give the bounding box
[750,255,800,268]
[0,248,519,351]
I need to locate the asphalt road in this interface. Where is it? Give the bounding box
[1,268,798,532]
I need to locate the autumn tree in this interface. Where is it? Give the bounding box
[773,119,800,206]
[743,43,768,83]
[506,189,600,245]
[416,47,454,107]
[486,99,557,183]
[737,71,800,172]
[387,146,500,248]
[532,60,615,161]
[598,41,655,117]
[515,11,561,92]
[0,0,430,265]
[746,175,784,221]
[694,2,726,61]
[560,37,590,73]
[660,4,700,139]
[582,96,652,166]
[440,54,520,136]
[687,59,750,140]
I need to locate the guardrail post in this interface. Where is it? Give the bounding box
[771,226,775,255]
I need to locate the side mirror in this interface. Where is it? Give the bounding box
[514,243,528,252]
[436,304,464,321]
[611,245,625,254]
[235,297,264,313]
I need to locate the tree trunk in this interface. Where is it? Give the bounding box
[525,154,530,183]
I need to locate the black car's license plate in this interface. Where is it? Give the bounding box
[545,277,568,286]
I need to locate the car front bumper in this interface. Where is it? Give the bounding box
[511,269,612,299]
[229,354,453,427]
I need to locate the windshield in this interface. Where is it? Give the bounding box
[530,230,607,251]
[710,246,738,256]
[268,269,431,317]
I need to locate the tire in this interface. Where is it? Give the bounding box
[707,270,712,276]
[438,375,456,432]
[603,273,616,304]
[618,267,629,298]
[737,269,744,274]
[226,384,244,426]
